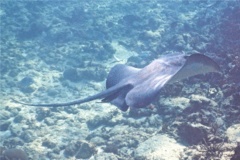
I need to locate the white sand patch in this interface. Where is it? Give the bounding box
[159,97,190,110]
[135,134,185,160]
[179,11,197,21]
[226,124,240,142]
[0,9,5,16]
[111,41,137,64]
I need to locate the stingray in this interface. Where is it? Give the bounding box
[12,53,221,111]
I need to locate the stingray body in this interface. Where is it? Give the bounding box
[12,53,220,111]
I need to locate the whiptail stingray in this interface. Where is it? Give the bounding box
[12,53,221,111]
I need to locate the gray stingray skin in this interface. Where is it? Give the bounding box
[12,53,221,111]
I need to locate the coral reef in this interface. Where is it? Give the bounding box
[0,0,239,159]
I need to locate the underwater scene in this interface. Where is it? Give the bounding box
[0,0,240,160]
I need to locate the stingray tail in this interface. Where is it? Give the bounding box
[11,84,132,107]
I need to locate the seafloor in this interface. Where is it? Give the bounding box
[0,0,240,160]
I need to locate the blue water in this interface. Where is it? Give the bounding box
[0,0,240,159]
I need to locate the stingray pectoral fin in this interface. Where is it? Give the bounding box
[11,83,132,107]
[125,74,172,108]
[168,54,221,84]
[106,64,140,88]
